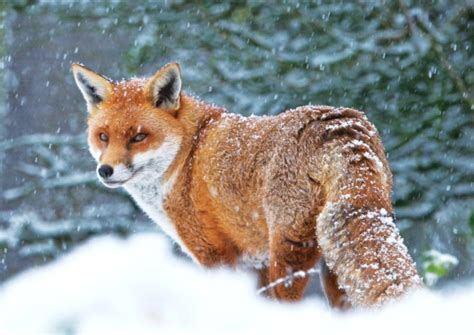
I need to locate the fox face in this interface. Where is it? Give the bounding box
[72,63,183,188]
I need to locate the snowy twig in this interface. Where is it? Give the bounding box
[431,43,474,110]
[398,0,418,42]
[0,133,85,152]
[399,0,473,110]
[0,210,150,250]
[257,267,320,295]
[1,172,97,201]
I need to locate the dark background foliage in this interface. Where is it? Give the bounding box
[0,0,473,289]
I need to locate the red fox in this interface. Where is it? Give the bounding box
[72,62,422,308]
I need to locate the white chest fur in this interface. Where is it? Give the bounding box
[125,173,193,258]
[126,173,175,235]
[123,139,195,259]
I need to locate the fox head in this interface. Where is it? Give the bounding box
[72,63,184,188]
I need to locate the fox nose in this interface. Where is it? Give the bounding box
[98,164,114,179]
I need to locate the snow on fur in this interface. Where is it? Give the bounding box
[0,233,471,335]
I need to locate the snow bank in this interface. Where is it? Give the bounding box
[0,233,472,335]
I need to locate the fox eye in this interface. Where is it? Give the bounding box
[131,133,147,143]
[99,133,108,142]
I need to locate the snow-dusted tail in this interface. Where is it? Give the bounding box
[315,108,422,306]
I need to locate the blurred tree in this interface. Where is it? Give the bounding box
[0,1,6,151]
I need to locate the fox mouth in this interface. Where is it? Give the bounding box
[101,166,145,188]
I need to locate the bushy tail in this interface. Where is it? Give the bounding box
[315,108,422,306]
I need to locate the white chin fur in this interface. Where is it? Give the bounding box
[99,179,124,189]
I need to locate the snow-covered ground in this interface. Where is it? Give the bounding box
[0,233,472,335]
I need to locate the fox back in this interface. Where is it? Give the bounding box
[72,62,422,308]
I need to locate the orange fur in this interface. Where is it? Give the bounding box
[72,63,422,307]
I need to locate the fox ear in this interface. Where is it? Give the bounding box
[71,64,112,107]
[145,63,182,112]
